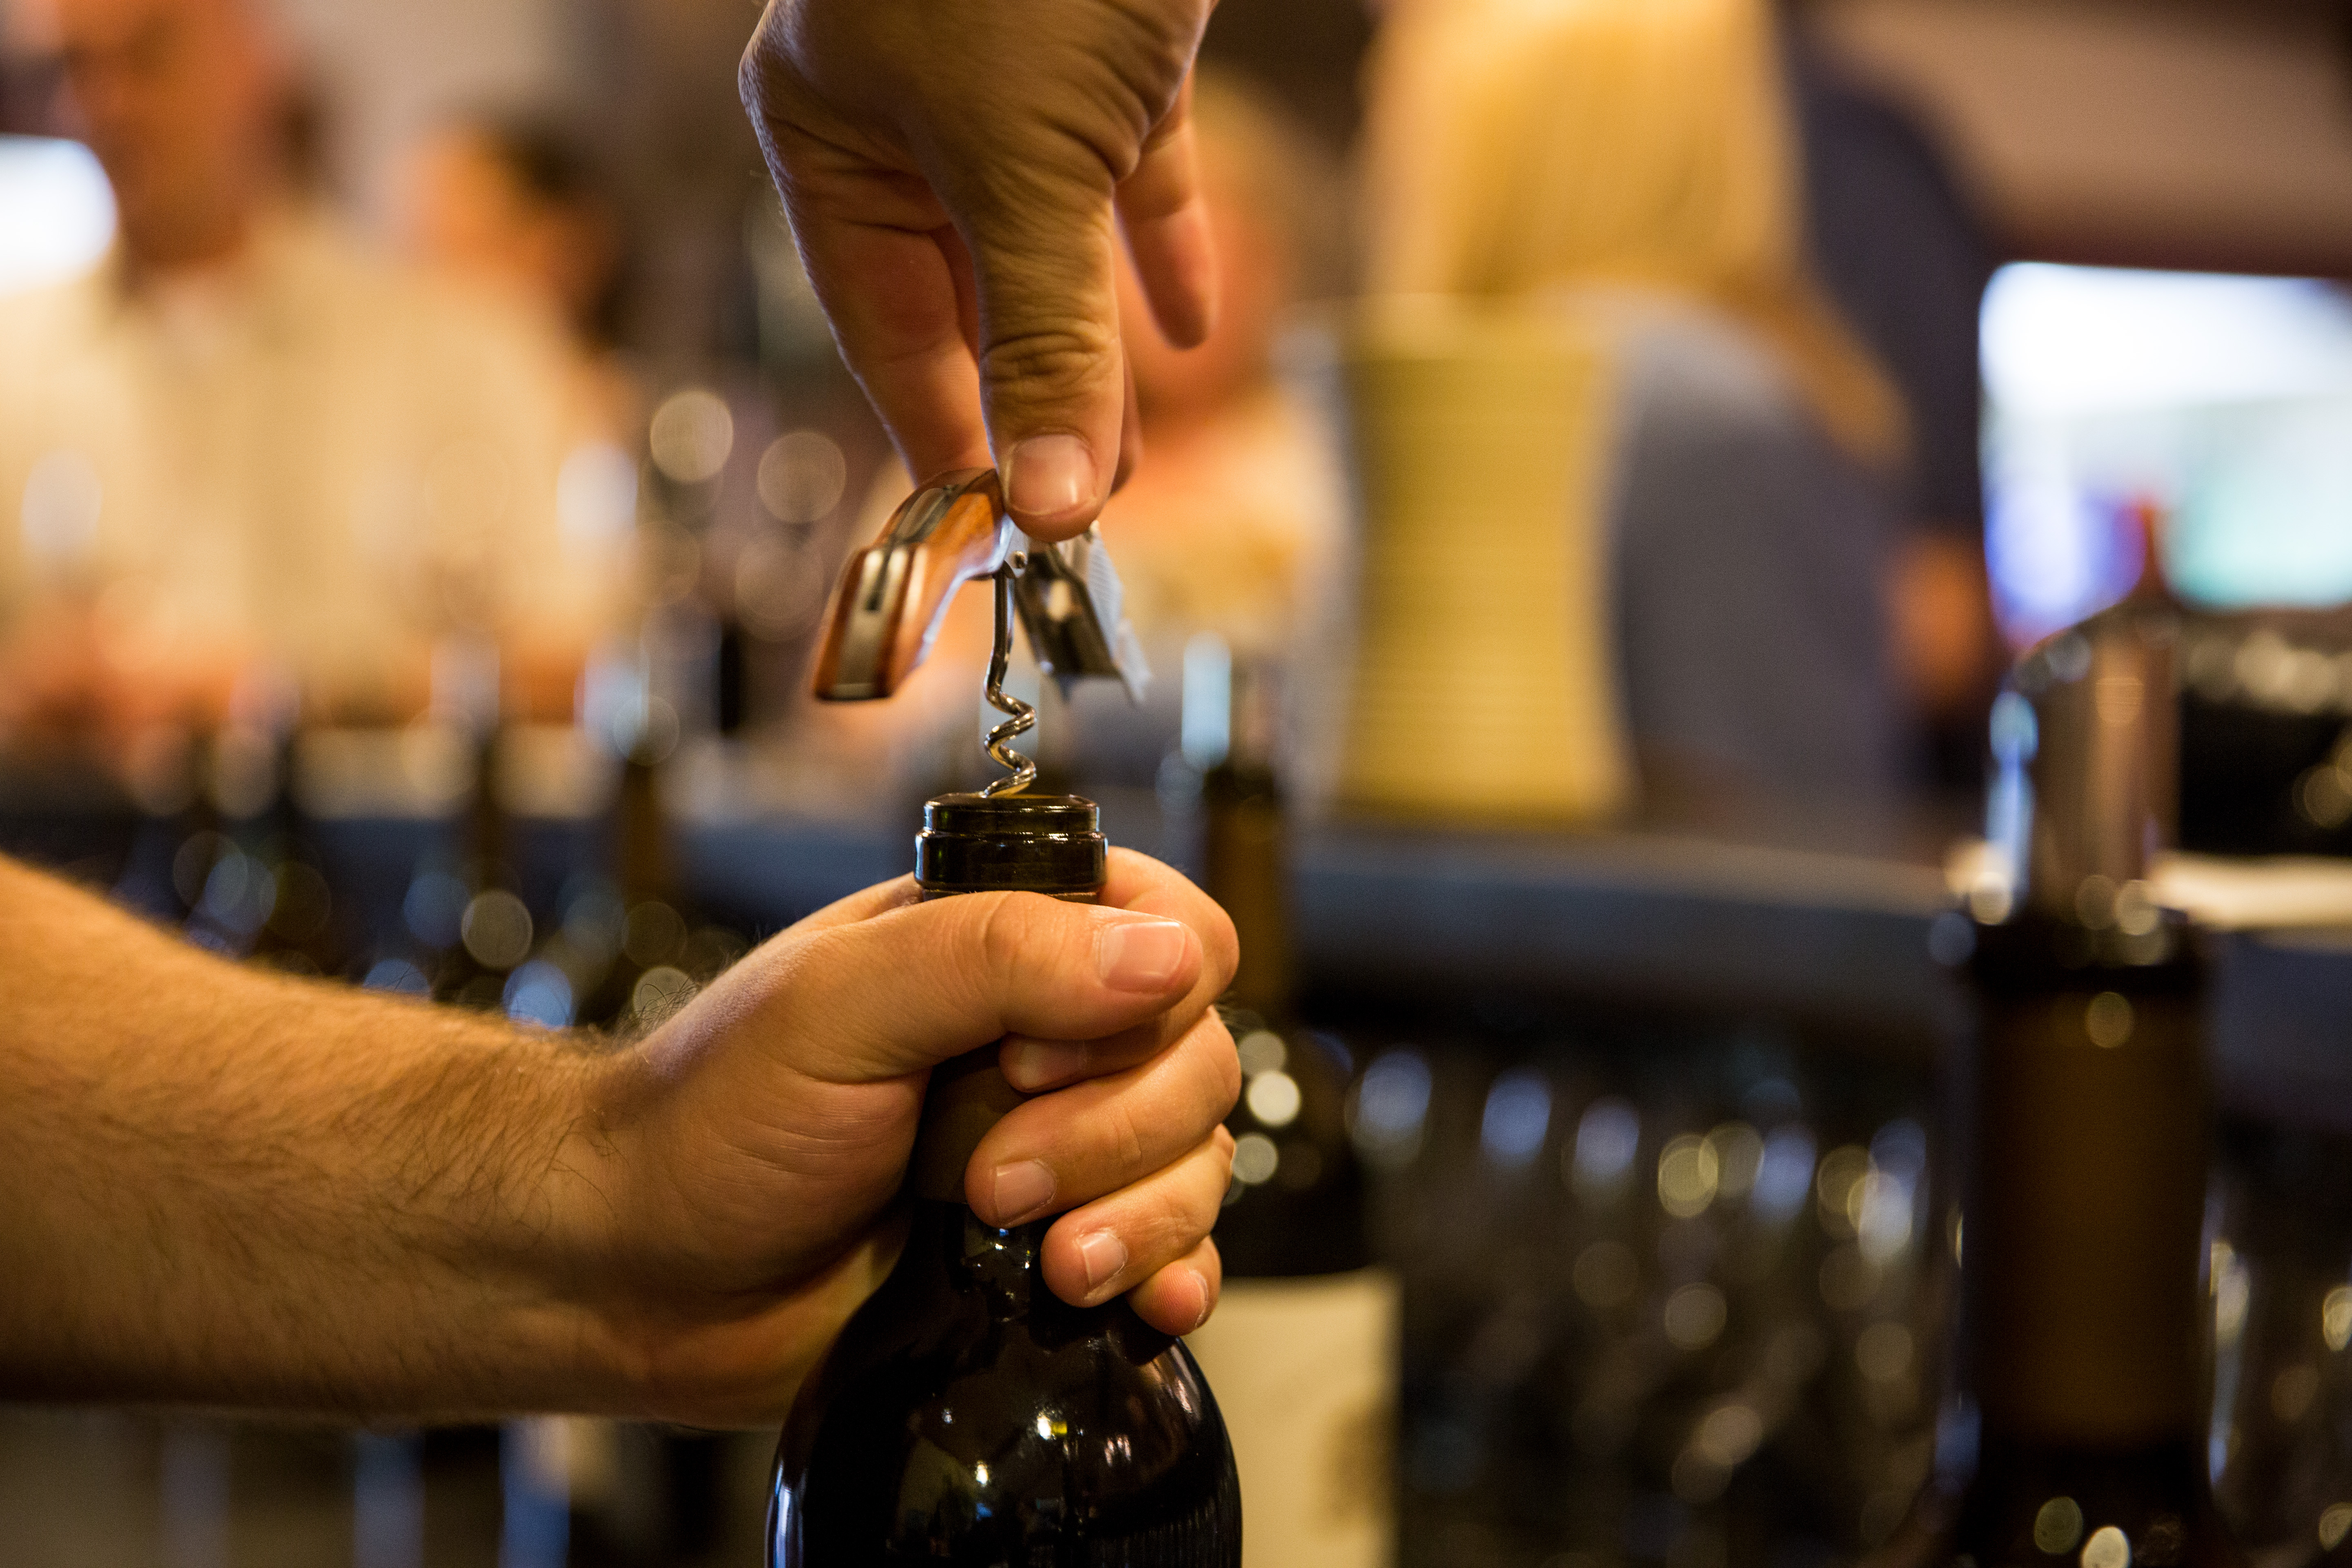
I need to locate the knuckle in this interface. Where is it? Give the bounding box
[1194,1237,1224,1296]
[1201,905,1238,991]
[1124,1182,1196,1263]
[1167,1154,1225,1236]
[968,892,1042,982]
[1174,1013,1240,1117]
[1204,1018,1241,1113]
[1104,1100,1150,1169]
[980,324,1119,403]
[735,47,764,113]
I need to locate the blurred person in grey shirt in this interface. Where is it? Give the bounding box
[1361,0,1996,814]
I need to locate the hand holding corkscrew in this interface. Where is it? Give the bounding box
[811,468,1150,790]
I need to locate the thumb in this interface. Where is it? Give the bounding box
[955,175,1127,541]
[770,891,1202,1085]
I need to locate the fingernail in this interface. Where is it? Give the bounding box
[1005,434,1094,520]
[1096,918,1189,993]
[1078,1229,1129,1293]
[1002,1038,1089,1089]
[989,1160,1056,1225]
[1186,1266,1213,1332]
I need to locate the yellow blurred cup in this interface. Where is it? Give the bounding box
[1285,296,1632,825]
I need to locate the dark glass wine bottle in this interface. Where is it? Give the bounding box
[1878,606,2238,1568]
[1181,646,1397,1568]
[396,644,543,1013]
[572,734,743,1037]
[769,790,1242,1566]
[110,724,222,927]
[243,724,349,977]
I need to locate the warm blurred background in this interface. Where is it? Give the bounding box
[1,0,2350,1560]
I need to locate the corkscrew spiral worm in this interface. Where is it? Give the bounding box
[980,559,1037,797]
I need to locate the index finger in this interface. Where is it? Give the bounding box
[1116,78,1217,351]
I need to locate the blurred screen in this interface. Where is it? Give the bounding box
[0,136,116,298]
[1980,262,2352,641]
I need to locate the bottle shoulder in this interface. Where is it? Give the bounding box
[775,1238,1238,1563]
[779,1206,1230,1483]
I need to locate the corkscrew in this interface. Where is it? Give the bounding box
[981,558,1038,796]
[811,468,1148,793]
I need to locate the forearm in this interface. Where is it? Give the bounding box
[0,857,625,1419]
[0,842,1243,1428]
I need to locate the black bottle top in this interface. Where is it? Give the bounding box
[915,792,1106,900]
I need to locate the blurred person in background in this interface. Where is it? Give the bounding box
[398,111,643,452]
[1784,23,2002,785]
[1361,0,1996,810]
[0,0,626,776]
[1097,73,1345,664]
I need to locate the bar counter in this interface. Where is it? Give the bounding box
[674,782,2352,1131]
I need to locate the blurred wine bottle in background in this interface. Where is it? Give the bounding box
[234,721,350,977]
[1181,635,1399,1568]
[572,720,741,1038]
[113,673,349,974]
[414,638,537,1009]
[112,724,225,929]
[770,788,1241,1566]
[1880,604,2235,1568]
[564,690,743,1568]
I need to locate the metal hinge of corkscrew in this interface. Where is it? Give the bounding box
[807,469,1150,794]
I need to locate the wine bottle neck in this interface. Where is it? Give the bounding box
[906,1046,1029,1203]
[906,791,1107,1203]
[1964,926,2207,1448]
[900,1198,1054,1305]
[468,731,507,883]
[1203,764,1292,1020]
[616,756,674,906]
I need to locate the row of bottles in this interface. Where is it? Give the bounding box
[107,715,746,1042]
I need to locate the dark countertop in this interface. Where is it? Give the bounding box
[671,788,2352,1128]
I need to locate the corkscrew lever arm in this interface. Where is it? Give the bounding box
[810,468,1152,706]
[810,469,1013,702]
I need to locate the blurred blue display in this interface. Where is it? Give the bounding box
[1981,263,2352,639]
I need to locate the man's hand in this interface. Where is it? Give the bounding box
[575,848,1240,1424]
[0,848,1236,1425]
[740,0,1219,539]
